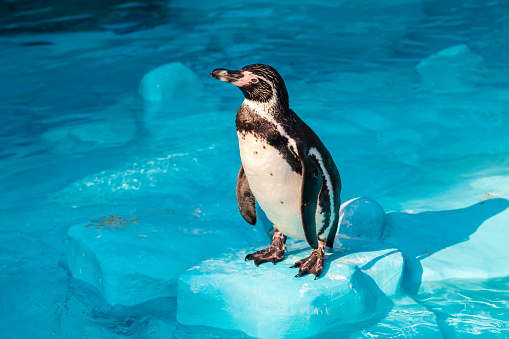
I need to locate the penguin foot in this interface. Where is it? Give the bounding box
[290,242,325,279]
[245,229,287,266]
[245,246,286,266]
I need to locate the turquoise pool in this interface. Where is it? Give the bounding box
[1,0,509,337]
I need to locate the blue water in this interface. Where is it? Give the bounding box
[1,0,509,337]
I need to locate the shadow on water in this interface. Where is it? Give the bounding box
[321,242,396,278]
[383,198,509,338]
[61,275,177,337]
[384,198,509,294]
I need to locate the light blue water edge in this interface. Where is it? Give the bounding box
[1,0,509,338]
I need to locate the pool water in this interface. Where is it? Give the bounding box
[1,0,509,337]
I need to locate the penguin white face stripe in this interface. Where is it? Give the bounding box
[308,147,335,223]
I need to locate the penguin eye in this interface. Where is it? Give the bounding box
[251,78,259,84]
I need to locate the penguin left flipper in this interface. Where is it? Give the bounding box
[300,152,323,250]
[236,165,257,225]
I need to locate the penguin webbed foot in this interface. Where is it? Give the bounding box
[245,243,286,266]
[245,230,287,266]
[290,243,325,279]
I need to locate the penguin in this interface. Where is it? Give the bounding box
[210,64,341,279]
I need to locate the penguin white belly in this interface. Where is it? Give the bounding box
[238,132,317,241]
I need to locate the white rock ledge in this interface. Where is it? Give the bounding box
[67,216,267,305]
[177,239,404,339]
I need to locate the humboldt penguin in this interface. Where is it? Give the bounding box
[210,64,341,278]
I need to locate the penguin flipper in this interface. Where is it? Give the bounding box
[300,153,322,250]
[325,213,339,248]
[236,165,257,225]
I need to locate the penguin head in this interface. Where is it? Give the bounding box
[211,64,289,107]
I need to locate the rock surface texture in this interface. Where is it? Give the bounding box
[67,215,266,305]
[177,240,404,339]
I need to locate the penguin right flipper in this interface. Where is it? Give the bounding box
[236,165,257,225]
[300,153,323,250]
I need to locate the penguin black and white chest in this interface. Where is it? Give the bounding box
[211,64,341,278]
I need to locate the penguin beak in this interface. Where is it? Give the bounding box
[210,68,244,84]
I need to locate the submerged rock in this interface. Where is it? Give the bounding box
[138,61,213,137]
[67,214,267,305]
[177,240,403,339]
[416,44,486,91]
[138,62,203,102]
